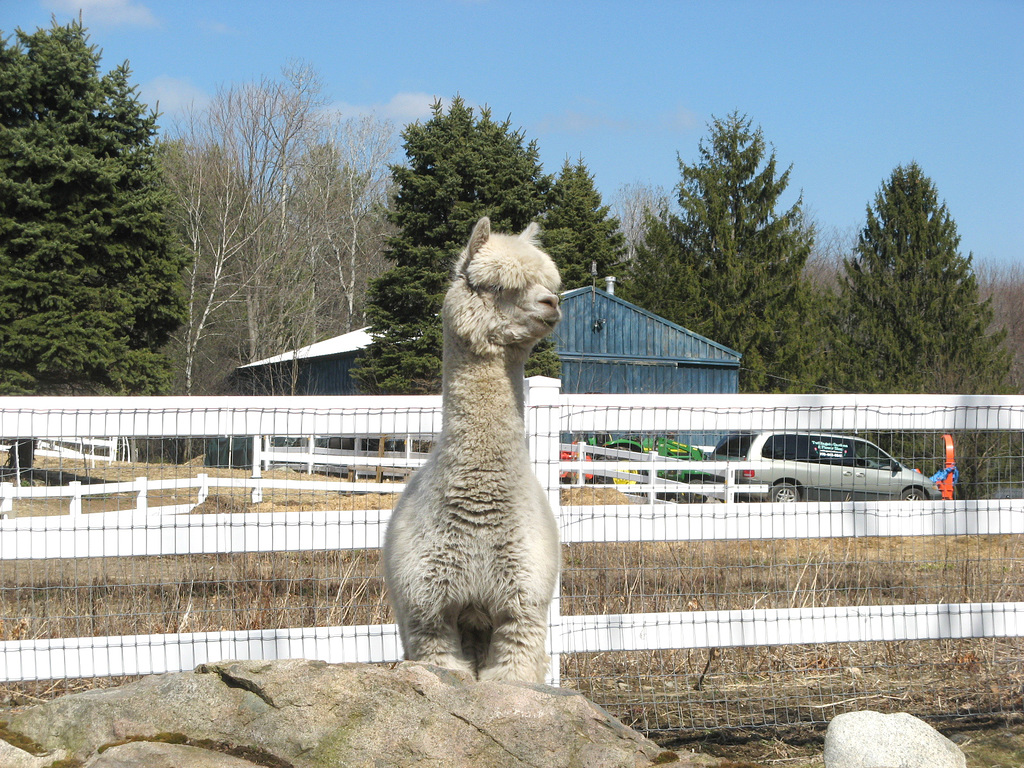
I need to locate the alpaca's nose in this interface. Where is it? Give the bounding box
[538,293,559,311]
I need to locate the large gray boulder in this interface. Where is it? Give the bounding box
[824,710,966,768]
[0,659,718,768]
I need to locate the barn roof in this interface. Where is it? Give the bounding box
[556,286,741,366]
[238,327,373,369]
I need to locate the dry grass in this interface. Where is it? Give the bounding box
[2,454,1023,732]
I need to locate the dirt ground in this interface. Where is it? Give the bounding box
[656,719,1024,767]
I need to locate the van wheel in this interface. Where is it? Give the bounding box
[900,487,927,501]
[771,482,801,503]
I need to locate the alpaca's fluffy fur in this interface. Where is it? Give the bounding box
[382,216,562,683]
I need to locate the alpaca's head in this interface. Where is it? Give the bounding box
[445,216,562,358]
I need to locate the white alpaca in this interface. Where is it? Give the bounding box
[383,216,562,683]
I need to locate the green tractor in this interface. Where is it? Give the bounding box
[601,436,713,495]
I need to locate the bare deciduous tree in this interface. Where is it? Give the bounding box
[977,261,1024,392]
[162,63,397,395]
[293,114,397,334]
[803,216,856,294]
[611,181,670,262]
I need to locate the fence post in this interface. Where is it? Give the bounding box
[574,443,587,486]
[196,473,209,506]
[649,448,658,504]
[0,481,13,517]
[252,436,263,504]
[135,476,148,514]
[525,376,563,687]
[69,481,83,516]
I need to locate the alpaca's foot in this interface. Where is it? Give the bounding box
[403,627,476,676]
[411,650,475,676]
[477,656,547,684]
[477,619,549,684]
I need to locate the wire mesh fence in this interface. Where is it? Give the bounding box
[1,385,1023,734]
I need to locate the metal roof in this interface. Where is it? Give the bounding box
[238,327,373,369]
[556,287,741,364]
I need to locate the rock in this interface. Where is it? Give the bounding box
[0,737,55,768]
[0,659,719,768]
[824,710,966,768]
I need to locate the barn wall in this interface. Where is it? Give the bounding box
[560,359,739,395]
[234,353,361,396]
[299,355,362,395]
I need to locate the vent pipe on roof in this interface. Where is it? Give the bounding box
[604,276,616,295]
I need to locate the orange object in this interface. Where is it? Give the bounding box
[937,434,955,500]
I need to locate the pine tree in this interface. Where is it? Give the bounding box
[623,203,700,331]
[353,97,551,394]
[0,21,187,395]
[836,162,1009,393]
[622,112,816,392]
[541,159,624,290]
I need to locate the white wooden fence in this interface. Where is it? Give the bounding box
[2,378,1024,688]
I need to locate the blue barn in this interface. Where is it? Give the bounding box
[234,283,740,396]
[556,283,740,394]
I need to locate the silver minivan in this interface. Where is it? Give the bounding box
[710,431,939,502]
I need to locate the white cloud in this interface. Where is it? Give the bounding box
[330,92,447,123]
[658,106,699,132]
[47,0,159,27]
[535,110,634,134]
[383,92,444,122]
[140,76,209,117]
[197,19,240,36]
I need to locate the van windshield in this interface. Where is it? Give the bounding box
[713,433,755,459]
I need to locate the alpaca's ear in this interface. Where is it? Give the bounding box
[467,217,491,258]
[520,222,541,243]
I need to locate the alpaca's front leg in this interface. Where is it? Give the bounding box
[478,605,550,684]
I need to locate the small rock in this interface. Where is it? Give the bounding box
[824,710,966,768]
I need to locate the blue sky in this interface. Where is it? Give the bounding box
[3,0,1022,266]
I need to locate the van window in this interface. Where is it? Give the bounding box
[713,433,755,459]
[808,436,853,464]
[852,439,893,469]
[762,434,813,461]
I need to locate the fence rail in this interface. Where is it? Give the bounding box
[2,379,1023,731]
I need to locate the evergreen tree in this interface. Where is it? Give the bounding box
[621,112,816,392]
[835,162,1009,393]
[0,21,186,395]
[353,97,552,394]
[623,203,699,330]
[541,158,624,290]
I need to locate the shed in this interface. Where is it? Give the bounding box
[233,286,740,396]
[555,284,741,394]
[234,327,371,396]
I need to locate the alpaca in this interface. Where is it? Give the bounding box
[383,216,562,683]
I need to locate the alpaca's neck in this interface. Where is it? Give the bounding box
[439,340,529,464]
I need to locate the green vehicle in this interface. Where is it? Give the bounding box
[600,436,713,489]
